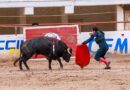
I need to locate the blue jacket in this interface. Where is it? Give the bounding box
[83,31,108,49]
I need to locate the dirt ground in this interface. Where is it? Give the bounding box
[0,55,130,90]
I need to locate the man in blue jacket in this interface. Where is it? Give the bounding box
[82,27,111,69]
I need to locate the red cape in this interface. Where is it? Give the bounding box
[75,44,90,69]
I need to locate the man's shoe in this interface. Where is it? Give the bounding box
[104,61,111,69]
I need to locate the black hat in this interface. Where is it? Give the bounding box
[92,27,99,31]
[32,22,39,26]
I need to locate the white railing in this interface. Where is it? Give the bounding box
[0,0,129,8]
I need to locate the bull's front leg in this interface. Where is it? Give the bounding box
[57,58,63,69]
[47,56,52,70]
[19,60,23,70]
[48,59,52,70]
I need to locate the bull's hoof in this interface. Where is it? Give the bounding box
[60,67,63,70]
[20,68,23,71]
[49,68,52,70]
[14,64,17,67]
[26,67,30,71]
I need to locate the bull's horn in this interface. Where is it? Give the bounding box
[67,48,72,55]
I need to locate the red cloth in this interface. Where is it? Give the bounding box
[75,44,90,69]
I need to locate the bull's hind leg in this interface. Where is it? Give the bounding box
[23,60,30,70]
[19,59,30,70]
[57,58,63,69]
[18,55,31,70]
[49,59,52,70]
[19,60,23,70]
[22,53,33,70]
[14,56,24,70]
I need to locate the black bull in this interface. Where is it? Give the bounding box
[13,37,72,70]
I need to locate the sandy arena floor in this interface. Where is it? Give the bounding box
[0,55,130,90]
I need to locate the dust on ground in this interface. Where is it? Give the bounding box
[0,55,130,90]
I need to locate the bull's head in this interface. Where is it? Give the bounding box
[62,48,72,62]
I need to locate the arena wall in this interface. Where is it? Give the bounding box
[0,34,23,60]
[0,30,129,60]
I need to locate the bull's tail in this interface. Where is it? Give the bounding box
[13,52,22,66]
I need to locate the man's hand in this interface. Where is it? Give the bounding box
[89,32,94,35]
[82,41,86,44]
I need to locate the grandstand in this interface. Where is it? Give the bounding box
[0,0,129,34]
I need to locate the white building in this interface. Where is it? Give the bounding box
[0,0,130,34]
